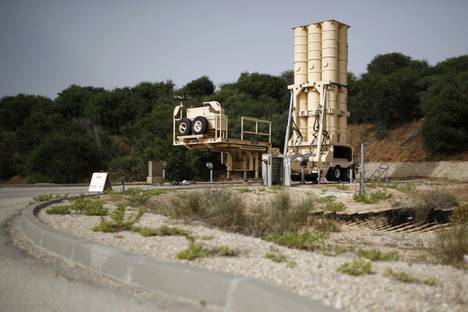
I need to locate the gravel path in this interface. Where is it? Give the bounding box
[38,204,468,312]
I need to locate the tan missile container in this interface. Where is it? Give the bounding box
[287,19,353,182]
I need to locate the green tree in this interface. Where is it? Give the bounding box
[421,71,468,154]
[182,76,214,97]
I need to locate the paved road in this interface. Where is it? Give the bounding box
[0,186,208,312]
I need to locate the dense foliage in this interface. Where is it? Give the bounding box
[0,53,467,183]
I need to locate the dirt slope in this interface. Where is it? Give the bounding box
[348,120,468,162]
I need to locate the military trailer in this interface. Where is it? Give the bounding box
[173,101,273,180]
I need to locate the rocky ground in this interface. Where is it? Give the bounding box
[37,187,468,312]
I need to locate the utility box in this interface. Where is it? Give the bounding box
[262,154,283,187]
[147,161,166,184]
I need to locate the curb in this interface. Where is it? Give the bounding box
[20,199,335,312]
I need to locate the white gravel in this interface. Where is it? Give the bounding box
[38,202,468,312]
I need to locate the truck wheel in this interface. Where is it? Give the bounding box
[340,167,351,182]
[192,116,208,135]
[326,166,342,182]
[177,117,192,136]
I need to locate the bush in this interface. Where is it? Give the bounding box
[73,198,108,216]
[46,205,72,215]
[176,243,239,260]
[353,190,392,204]
[93,204,144,233]
[356,248,399,261]
[416,190,458,223]
[135,225,192,239]
[450,203,468,224]
[319,195,347,212]
[264,231,327,250]
[265,247,287,263]
[337,258,372,276]
[384,268,418,283]
[430,223,468,266]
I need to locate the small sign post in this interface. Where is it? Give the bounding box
[89,172,111,193]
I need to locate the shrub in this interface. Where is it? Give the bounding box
[46,205,72,215]
[353,190,392,204]
[176,243,239,260]
[269,192,314,233]
[93,204,144,233]
[337,258,372,276]
[311,218,341,233]
[211,245,239,257]
[237,187,252,193]
[176,243,209,260]
[384,268,418,283]
[265,247,287,263]
[416,190,458,223]
[264,231,327,250]
[430,223,468,266]
[72,198,108,216]
[336,184,349,191]
[450,203,468,224]
[135,225,192,239]
[356,248,399,261]
[319,195,346,212]
[34,193,55,202]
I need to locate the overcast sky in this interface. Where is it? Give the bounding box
[1,0,467,98]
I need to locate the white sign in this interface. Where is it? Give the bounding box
[88,172,111,192]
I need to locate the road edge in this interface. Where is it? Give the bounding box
[20,199,334,312]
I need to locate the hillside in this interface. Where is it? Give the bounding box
[348,120,468,162]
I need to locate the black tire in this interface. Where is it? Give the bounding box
[177,117,192,136]
[326,165,342,182]
[192,116,208,135]
[340,167,350,182]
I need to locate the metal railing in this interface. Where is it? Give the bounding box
[240,116,271,143]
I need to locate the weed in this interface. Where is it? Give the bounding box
[46,205,72,215]
[33,193,55,202]
[384,268,418,283]
[311,218,341,233]
[320,245,347,256]
[198,235,215,240]
[336,184,349,191]
[269,192,314,233]
[450,203,468,224]
[430,223,468,266]
[72,198,108,216]
[93,204,144,233]
[176,243,239,260]
[238,187,252,193]
[135,225,192,238]
[337,258,372,276]
[176,243,209,260]
[264,231,327,250]
[211,245,239,257]
[353,190,392,204]
[416,191,458,223]
[319,195,346,212]
[356,248,399,261]
[123,188,167,207]
[270,185,283,193]
[396,183,417,193]
[265,247,287,263]
[423,277,438,286]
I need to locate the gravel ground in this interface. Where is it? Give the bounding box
[38,200,468,312]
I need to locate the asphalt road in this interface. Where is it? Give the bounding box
[0,186,209,312]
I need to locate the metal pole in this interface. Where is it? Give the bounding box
[210,169,213,183]
[121,177,125,192]
[283,91,294,155]
[359,144,366,195]
[162,169,165,182]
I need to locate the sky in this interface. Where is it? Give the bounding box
[1,0,467,98]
